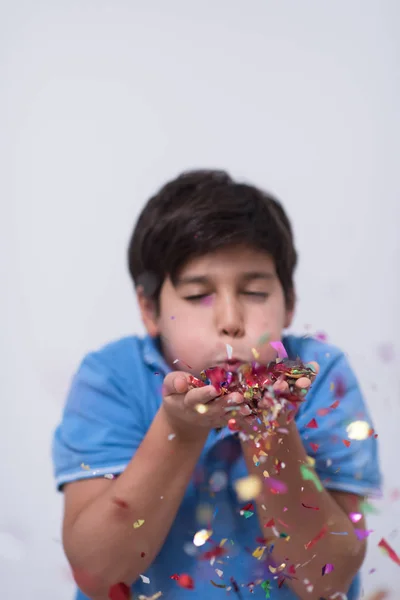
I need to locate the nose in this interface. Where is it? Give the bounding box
[215,294,245,339]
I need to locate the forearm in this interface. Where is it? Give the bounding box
[241,422,364,599]
[64,405,207,596]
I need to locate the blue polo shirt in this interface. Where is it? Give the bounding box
[52,334,382,600]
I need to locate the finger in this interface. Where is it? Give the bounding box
[163,371,190,396]
[273,378,289,393]
[306,361,320,376]
[295,377,311,389]
[225,392,244,406]
[184,384,220,408]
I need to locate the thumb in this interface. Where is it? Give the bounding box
[163,371,190,396]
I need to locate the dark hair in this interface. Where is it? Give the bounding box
[128,169,297,310]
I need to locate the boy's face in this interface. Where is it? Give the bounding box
[138,245,294,376]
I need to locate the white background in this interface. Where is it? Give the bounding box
[1,1,399,598]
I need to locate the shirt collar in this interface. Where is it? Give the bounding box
[142,334,171,376]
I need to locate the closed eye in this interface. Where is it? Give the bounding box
[184,294,211,301]
[243,292,269,298]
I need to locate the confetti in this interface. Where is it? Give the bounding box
[108,583,131,600]
[355,529,373,540]
[314,331,327,342]
[261,580,271,598]
[252,546,266,559]
[210,580,227,588]
[306,418,318,429]
[138,594,162,600]
[269,563,286,573]
[265,477,288,494]
[234,475,262,501]
[300,464,323,492]
[378,538,400,566]
[195,403,208,414]
[343,439,351,448]
[252,347,260,359]
[193,529,213,547]
[258,332,270,345]
[81,463,90,470]
[228,418,239,431]
[140,575,150,584]
[226,344,233,359]
[309,443,319,452]
[322,563,334,575]
[346,420,371,440]
[133,520,145,529]
[104,473,115,479]
[349,512,363,523]
[167,433,176,441]
[360,500,379,515]
[270,341,288,359]
[305,525,328,549]
[302,503,320,510]
[174,574,194,589]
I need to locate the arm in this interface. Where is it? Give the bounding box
[63,404,207,599]
[240,421,366,599]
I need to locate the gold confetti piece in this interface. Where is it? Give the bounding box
[215,568,223,577]
[330,382,335,391]
[138,593,162,600]
[263,470,270,478]
[220,538,228,547]
[346,420,370,440]
[234,475,262,501]
[193,529,213,547]
[253,454,259,465]
[269,563,286,573]
[252,347,260,359]
[133,519,145,529]
[81,463,90,470]
[195,403,208,414]
[306,455,316,467]
[252,546,266,559]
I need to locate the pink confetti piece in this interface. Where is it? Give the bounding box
[265,477,288,494]
[322,563,334,575]
[270,341,288,359]
[349,512,363,523]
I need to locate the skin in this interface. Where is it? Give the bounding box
[138,244,313,436]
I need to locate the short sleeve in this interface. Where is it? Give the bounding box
[296,350,382,498]
[52,352,146,490]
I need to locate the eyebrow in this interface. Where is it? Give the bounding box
[175,272,275,286]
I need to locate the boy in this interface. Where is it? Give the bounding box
[53,170,381,600]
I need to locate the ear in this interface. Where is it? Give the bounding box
[284,288,296,328]
[136,285,160,337]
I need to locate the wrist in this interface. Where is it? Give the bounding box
[159,404,209,446]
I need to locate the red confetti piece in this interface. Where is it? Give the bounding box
[322,563,334,575]
[333,376,346,399]
[378,538,400,566]
[309,442,319,452]
[301,502,320,510]
[228,418,239,431]
[141,552,146,557]
[317,407,331,417]
[343,439,351,447]
[177,574,194,589]
[306,418,318,429]
[288,564,296,575]
[108,583,131,600]
[264,518,275,528]
[200,545,227,560]
[330,400,340,409]
[305,525,328,550]
[241,503,254,511]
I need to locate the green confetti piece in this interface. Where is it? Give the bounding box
[300,464,323,492]
[360,500,379,515]
[258,332,270,345]
[261,580,271,598]
[243,510,254,519]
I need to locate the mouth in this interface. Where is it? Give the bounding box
[216,359,244,371]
